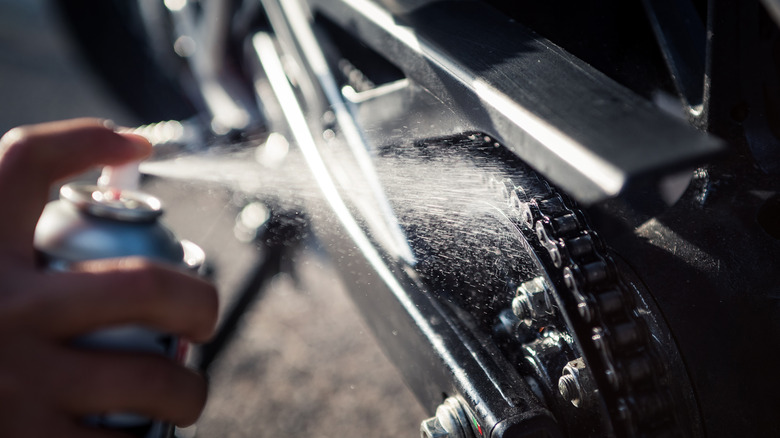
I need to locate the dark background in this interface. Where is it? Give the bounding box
[0,1,425,436]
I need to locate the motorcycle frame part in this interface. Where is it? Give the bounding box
[284,0,723,206]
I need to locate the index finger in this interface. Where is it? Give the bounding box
[32,258,218,343]
[0,119,151,260]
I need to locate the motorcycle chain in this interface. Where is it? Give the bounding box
[478,139,677,437]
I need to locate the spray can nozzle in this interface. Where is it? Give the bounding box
[98,162,141,192]
[68,159,158,222]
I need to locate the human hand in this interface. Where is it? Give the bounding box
[0,119,218,437]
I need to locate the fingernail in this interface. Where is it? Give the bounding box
[102,119,117,131]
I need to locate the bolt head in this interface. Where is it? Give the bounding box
[421,417,450,438]
[511,294,530,319]
[516,277,551,318]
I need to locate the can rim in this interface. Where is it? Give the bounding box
[60,183,164,222]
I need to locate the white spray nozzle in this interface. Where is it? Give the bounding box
[98,162,141,191]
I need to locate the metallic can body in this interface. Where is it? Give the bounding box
[34,183,203,438]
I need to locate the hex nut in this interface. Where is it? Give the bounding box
[419,397,477,438]
[421,417,449,438]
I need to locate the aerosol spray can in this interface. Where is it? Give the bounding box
[34,164,205,438]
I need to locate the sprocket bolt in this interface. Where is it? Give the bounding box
[558,358,590,408]
[512,277,552,322]
[558,374,582,407]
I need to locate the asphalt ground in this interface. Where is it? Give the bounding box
[0,1,426,436]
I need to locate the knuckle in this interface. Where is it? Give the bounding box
[0,127,35,165]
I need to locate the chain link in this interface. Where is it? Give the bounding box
[472,135,677,437]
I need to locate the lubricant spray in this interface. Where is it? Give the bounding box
[34,166,205,438]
